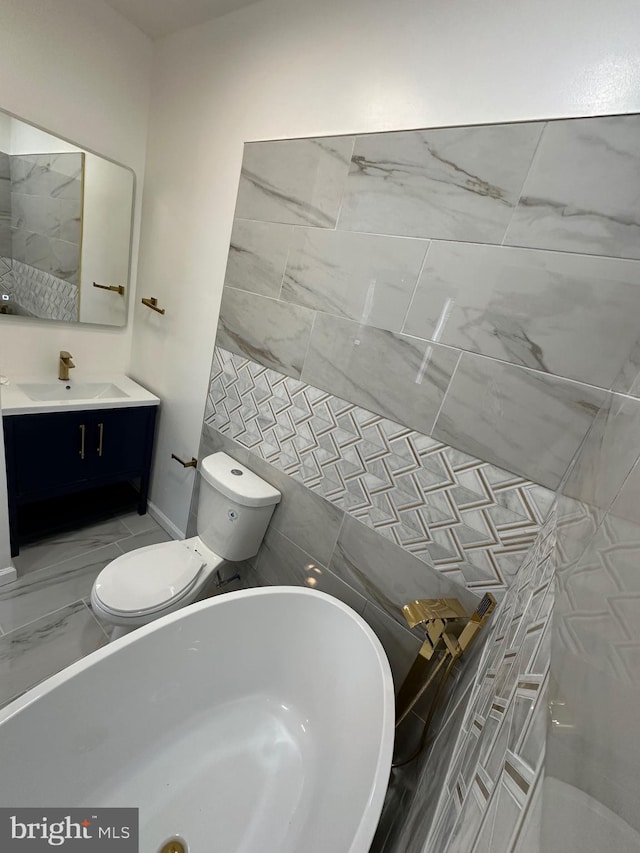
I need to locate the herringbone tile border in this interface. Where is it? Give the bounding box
[206,347,554,593]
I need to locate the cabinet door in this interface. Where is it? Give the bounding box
[9,411,92,499]
[93,407,154,478]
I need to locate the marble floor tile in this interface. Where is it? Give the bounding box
[116,526,172,554]
[433,354,607,490]
[216,286,315,379]
[504,114,640,259]
[12,516,132,577]
[338,123,543,242]
[234,136,354,228]
[224,219,292,298]
[301,313,460,435]
[0,601,108,709]
[281,227,428,332]
[0,544,121,635]
[403,240,640,389]
[119,511,163,537]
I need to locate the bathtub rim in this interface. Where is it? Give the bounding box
[0,586,395,853]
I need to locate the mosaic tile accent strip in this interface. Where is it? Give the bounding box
[206,347,554,595]
[413,506,556,853]
[1,257,78,321]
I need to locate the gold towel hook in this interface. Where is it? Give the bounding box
[171,454,197,468]
[93,281,125,295]
[141,296,165,315]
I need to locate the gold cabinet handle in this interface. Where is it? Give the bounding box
[97,422,104,457]
[171,453,197,468]
[79,424,86,460]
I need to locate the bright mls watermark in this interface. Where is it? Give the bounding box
[0,809,138,851]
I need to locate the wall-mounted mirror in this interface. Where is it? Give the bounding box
[0,109,134,327]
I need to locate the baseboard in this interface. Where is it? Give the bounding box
[147,501,184,541]
[0,565,17,586]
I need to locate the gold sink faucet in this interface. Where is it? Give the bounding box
[58,351,75,381]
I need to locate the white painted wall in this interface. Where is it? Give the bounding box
[0,0,152,575]
[9,119,80,155]
[131,0,640,534]
[0,0,152,380]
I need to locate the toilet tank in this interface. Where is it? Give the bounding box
[197,452,281,561]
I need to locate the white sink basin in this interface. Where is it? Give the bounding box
[1,374,159,414]
[19,381,129,402]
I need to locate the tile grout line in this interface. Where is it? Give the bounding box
[430,350,464,437]
[299,309,318,382]
[502,120,548,248]
[0,598,90,640]
[80,599,112,642]
[333,135,357,233]
[276,225,294,301]
[399,239,432,335]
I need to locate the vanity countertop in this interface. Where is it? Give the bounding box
[0,374,160,416]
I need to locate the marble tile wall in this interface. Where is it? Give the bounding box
[206,347,554,598]
[544,381,640,838]
[223,114,640,490]
[9,151,83,286]
[374,507,556,853]
[199,112,640,853]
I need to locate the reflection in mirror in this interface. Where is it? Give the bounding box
[0,110,134,327]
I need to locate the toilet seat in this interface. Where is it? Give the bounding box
[94,540,209,616]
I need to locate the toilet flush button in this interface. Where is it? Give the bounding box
[230,469,243,476]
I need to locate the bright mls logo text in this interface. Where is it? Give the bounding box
[0,808,138,851]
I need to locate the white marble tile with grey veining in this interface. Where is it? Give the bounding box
[116,526,172,554]
[301,313,460,434]
[433,354,607,490]
[403,240,640,389]
[11,153,82,201]
[0,601,108,708]
[505,115,640,259]
[281,227,428,331]
[234,136,354,228]
[337,123,543,242]
[255,527,367,615]
[12,517,132,577]
[216,287,315,379]
[329,514,479,629]
[0,544,121,635]
[119,511,164,537]
[612,334,640,397]
[224,219,293,297]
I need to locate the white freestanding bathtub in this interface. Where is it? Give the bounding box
[0,588,395,852]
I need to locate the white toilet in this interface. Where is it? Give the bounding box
[91,452,281,639]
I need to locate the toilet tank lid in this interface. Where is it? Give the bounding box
[200,452,282,507]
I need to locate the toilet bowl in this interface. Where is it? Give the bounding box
[90,452,281,639]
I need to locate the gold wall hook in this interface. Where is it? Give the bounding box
[141,296,165,315]
[93,281,125,295]
[171,453,197,468]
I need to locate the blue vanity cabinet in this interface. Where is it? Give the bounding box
[3,405,157,556]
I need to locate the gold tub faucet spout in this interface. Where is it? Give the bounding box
[58,351,75,381]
